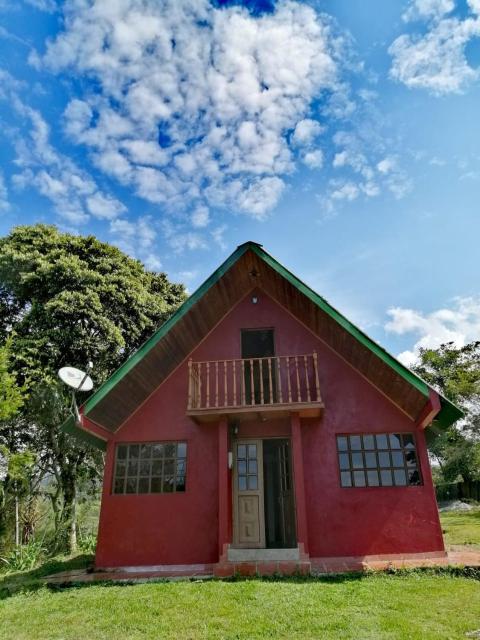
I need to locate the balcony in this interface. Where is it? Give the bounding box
[187,353,323,423]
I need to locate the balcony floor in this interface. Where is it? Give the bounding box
[187,401,324,423]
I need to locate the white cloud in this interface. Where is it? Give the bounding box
[24,0,57,12]
[109,214,161,268]
[292,119,323,146]
[402,0,454,22]
[211,224,227,250]
[191,206,210,229]
[86,192,126,219]
[5,95,126,226]
[302,149,324,169]
[0,172,10,211]
[385,297,480,366]
[36,0,341,220]
[389,8,480,94]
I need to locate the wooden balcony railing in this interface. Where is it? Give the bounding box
[187,353,322,418]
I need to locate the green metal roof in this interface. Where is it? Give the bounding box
[63,241,462,448]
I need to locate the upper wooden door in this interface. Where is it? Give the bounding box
[233,440,265,548]
[241,329,277,404]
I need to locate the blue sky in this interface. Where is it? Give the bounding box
[0,0,479,364]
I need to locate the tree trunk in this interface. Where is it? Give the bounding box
[14,482,19,546]
[59,471,78,554]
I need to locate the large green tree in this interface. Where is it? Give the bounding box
[0,224,186,551]
[412,341,480,483]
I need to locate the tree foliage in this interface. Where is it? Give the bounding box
[0,224,186,552]
[412,341,480,483]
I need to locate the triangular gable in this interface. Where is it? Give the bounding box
[66,241,462,442]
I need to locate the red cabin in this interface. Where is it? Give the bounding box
[64,242,461,575]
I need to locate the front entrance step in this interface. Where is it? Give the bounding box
[227,547,300,562]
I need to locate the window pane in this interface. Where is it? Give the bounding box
[391,451,404,467]
[140,444,151,459]
[238,476,247,491]
[350,435,362,451]
[376,434,389,449]
[117,445,128,460]
[378,452,391,468]
[351,452,363,469]
[152,460,162,476]
[402,434,415,449]
[164,444,176,457]
[176,460,186,475]
[176,476,186,492]
[237,445,246,459]
[339,453,350,470]
[248,475,258,490]
[364,452,377,468]
[114,479,125,494]
[126,477,137,493]
[405,450,417,466]
[163,476,174,492]
[248,459,257,474]
[151,477,162,493]
[380,470,393,486]
[238,460,247,474]
[341,471,352,487]
[152,444,164,458]
[139,460,150,476]
[115,460,126,477]
[367,470,380,487]
[164,460,174,475]
[408,468,421,486]
[129,444,140,459]
[177,443,187,458]
[393,469,407,486]
[337,436,348,451]
[353,470,366,487]
[128,460,138,476]
[389,434,402,449]
[248,444,257,459]
[138,477,150,493]
[363,435,375,450]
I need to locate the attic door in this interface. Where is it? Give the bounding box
[241,329,276,404]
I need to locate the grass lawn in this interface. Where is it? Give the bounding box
[0,508,479,639]
[1,569,480,639]
[440,507,480,547]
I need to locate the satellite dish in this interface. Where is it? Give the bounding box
[59,366,94,392]
[58,364,94,426]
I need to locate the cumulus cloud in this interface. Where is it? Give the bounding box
[385,297,480,366]
[402,0,454,22]
[34,0,340,223]
[110,215,162,269]
[390,1,480,94]
[7,96,126,225]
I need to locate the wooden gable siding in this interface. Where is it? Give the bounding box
[87,247,426,432]
[87,252,257,430]
[242,251,427,421]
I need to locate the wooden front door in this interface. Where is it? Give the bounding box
[233,440,265,548]
[263,439,297,548]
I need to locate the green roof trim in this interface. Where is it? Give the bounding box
[61,414,107,451]
[83,240,462,430]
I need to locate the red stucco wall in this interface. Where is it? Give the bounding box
[93,288,444,568]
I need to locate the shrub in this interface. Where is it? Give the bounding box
[1,540,45,573]
[78,532,97,555]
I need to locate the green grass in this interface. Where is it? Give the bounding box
[1,572,480,639]
[440,507,480,547]
[0,509,478,639]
